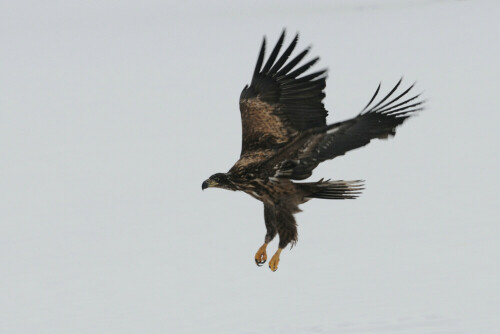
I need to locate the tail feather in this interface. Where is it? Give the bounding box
[298,179,364,200]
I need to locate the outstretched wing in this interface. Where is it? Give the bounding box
[238,30,328,160]
[274,80,424,179]
[321,79,423,157]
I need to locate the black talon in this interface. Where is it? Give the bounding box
[255,260,265,266]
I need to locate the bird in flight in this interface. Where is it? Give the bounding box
[202,30,423,271]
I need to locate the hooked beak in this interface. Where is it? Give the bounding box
[202,179,216,190]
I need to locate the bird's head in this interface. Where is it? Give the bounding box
[202,173,237,191]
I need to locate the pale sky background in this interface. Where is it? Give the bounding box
[1,0,499,333]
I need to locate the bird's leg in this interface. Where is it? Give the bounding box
[254,243,268,266]
[255,231,276,266]
[268,248,282,272]
[267,206,297,272]
[255,204,277,267]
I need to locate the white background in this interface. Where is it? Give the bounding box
[2,0,499,333]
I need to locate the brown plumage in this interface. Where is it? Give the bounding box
[202,30,423,271]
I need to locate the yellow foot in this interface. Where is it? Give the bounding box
[269,248,283,272]
[254,243,268,266]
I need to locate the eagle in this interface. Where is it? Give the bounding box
[202,31,423,271]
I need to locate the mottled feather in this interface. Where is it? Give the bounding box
[236,30,328,168]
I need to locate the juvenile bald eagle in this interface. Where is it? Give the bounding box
[202,31,423,271]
